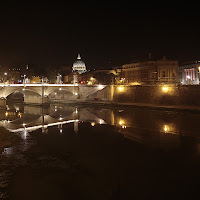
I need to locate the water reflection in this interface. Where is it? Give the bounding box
[1,103,200,148]
[2,103,200,200]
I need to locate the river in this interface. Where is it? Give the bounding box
[0,103,200,200]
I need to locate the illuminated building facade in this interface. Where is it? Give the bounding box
[121,56,178,85]
[179,61,200,85]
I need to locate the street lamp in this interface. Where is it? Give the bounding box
[198,67,200,84]
[23,74,26,84]
[4,72,7,83]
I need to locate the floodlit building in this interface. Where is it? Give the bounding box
[120,56,178,85]
[179,61,200,85]
[30,76,41,84]
[72,54,87,74]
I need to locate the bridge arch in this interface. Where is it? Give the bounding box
[48,89,76,101]
[6,90,24,102]
[43,86,77,97]
[0,86,42,99]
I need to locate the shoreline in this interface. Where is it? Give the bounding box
[2,100,200,113]
[52,100,200,113]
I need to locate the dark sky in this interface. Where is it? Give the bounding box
[0,2,200,71]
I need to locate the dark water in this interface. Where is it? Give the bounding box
[1,103,200,200]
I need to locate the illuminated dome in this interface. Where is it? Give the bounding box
[72,54,87,74]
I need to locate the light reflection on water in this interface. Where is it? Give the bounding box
[1,103,200,146]
[1,103,200,199]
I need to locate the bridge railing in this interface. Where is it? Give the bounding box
[0,83,79,87]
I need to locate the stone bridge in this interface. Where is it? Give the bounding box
[0,83,107,108]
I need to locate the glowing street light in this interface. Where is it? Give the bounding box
[91,122,95,126]
[162,86,168,92]
[118,86,124,92]
[164,125,169,133]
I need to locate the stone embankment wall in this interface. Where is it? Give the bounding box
[89,85,200,106]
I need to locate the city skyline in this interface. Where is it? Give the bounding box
[0,2,199,70]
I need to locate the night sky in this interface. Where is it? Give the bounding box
[0,2,199,71]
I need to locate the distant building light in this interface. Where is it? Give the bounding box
[130,82,140,85]
[187,76,191,79]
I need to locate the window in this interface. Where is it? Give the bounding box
[162,71,166,77]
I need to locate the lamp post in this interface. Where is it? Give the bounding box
[23,74,26,85]
[4,73,7,83]
[42,76,44,104]
[198,67,200,84]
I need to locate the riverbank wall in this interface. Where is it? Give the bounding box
[87,85,200,107]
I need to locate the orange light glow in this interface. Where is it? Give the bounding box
[162,86,168,92]
[91,122,95,126]
[118,86,124,92]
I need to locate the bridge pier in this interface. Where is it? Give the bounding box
[0,98,6,109]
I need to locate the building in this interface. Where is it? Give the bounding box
[179,61,200,85]
[63,54,87,83]
[30,76,41,84]
[72,54,87,74]
[120,56,178,85]
[0,66,21,83]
